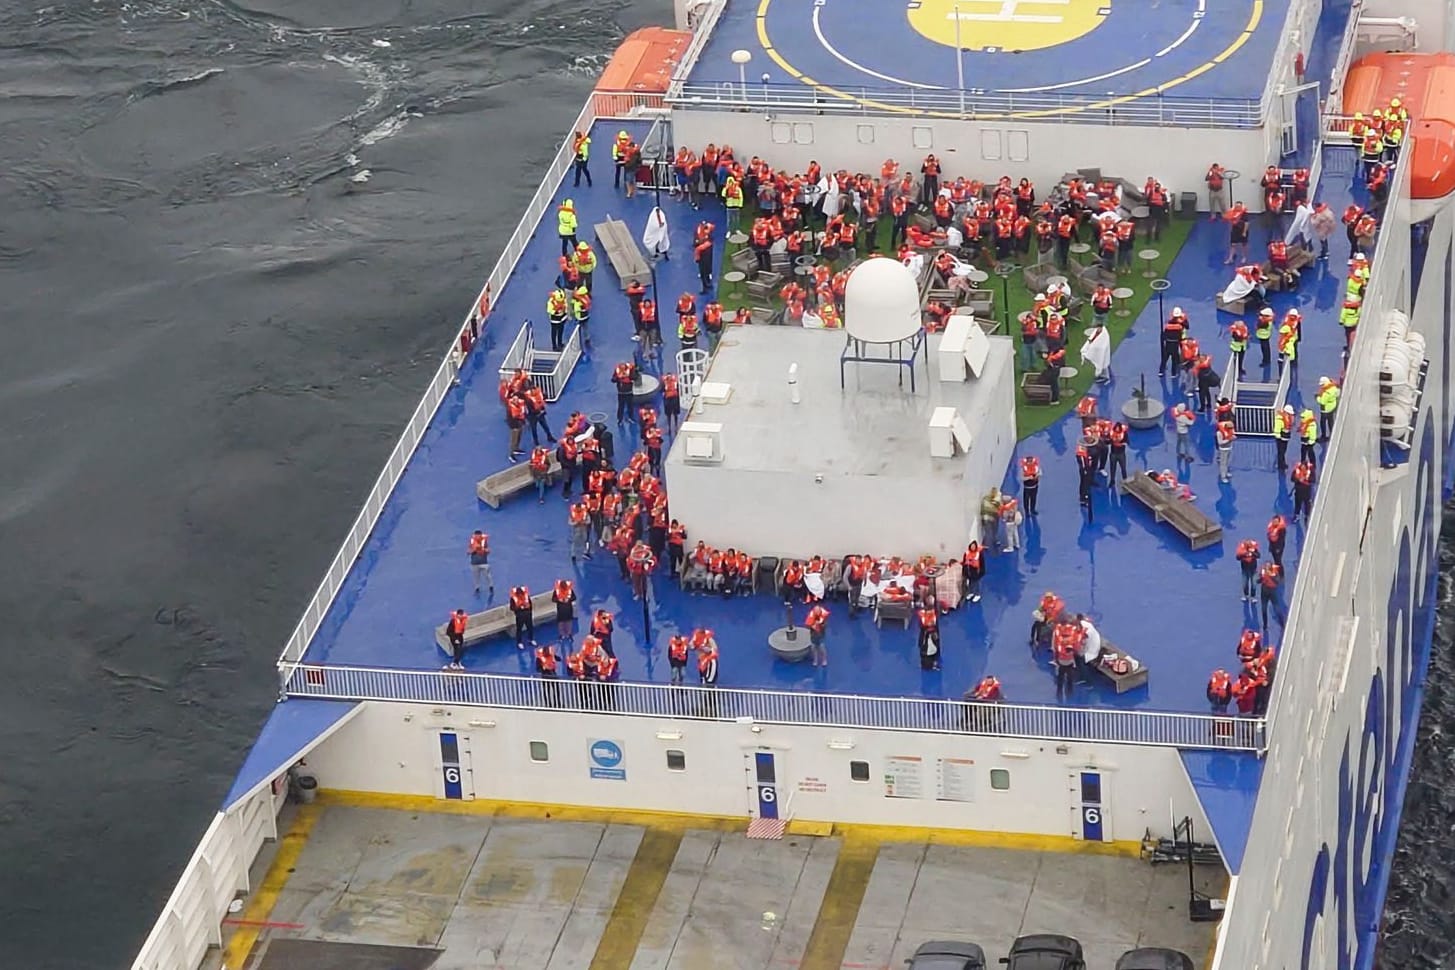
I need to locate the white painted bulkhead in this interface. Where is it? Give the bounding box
[670,109,1274,213]
[303,699,1213,843]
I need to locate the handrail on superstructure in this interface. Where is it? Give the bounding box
[279,663,1267,753]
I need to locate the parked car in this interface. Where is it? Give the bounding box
[999,934,1085,970]
[1115,947,1195,970]
[907,940,988,969]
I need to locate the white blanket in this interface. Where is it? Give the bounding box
[642,208,671,257]
[1080,326,1111,378]
[1221,272,1257,304]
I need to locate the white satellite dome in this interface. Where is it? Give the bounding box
[843,257,923,343]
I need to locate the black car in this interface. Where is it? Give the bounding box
[907,940,988,969]
[1115,947,1195,970]
[999,934,1085,970]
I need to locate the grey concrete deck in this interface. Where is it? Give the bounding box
[240,804,1220,970]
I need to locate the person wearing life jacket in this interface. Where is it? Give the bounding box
[570,129,592,187]
[805,603,830,667]
[1227,319,1249,378]
[1261,514,1286,573]
[781,559,807,603]
[570,240,597,291]
[1291,459,1317,523]
[1171,403,1196,462]
[1338,298,1361,349]
[1236,628,1263,668]
[611,129,632,188]
[1206,669,1233,713]
[611,360,637,424]
[721,174,744,231]
[1030,591,1064,651]
[1019,454,1041,517]
[1042,345,1066,403]
[567,283,592,350]
[1159,306,1188,375]
[1277,315,1299,376]
[628,541,656,600]
[1353,210,1378,251]
[535,642,559,680]
[1315,376,1341,441]
[528,445,552,503]
[557,432,581,500]
[588,607,615,658]
[548,578,577,644]
[951,541,981,605]
[660,373,681,433]
[1017,304,1040,371]
[915,602,940,670]
[919,153,941,206]
[1051,619,1084,700]
[841,554,866,616]
[1054,212,1076,268]
[1361,128,1385,178]
[466,530,493,596]
[557,199,578,255]
[443,608,469,668]
[696,632,720,686]
[1295,407,1317,464]
[667,633,691,684]
[678,312,701,349]
[545,285,571,352]
[693,230,714,293]
[567,498,592,563]
[509,585,535,648]
[505,392,529,461]
[1258,560,1286,630]
[1215,419,1236,483]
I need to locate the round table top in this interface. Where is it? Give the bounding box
[1018,310,1035,324]
[794,265,813,277]
[722,271,746,284]
[1150,278,1172,291]
[1131,206,1150,219]
[768,626,811,660]
[1224,169,1242,180]
[1069,242,1092,254]
[795,255,817,266]
[1111,286,1134,299]
[1138,248,1160,260]
[994,262,1021,277]
[965,268,989,283]
[1046,275,1069,289]
[727,231,749,244]
[1059,366,1079,379]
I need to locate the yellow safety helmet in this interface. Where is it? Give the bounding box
[1390,97,1402,108]
[1353,112,1363,120]
[1372,108,1384,118]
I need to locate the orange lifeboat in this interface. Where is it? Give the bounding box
[592,27,691,116]
[1343,51,1455,200]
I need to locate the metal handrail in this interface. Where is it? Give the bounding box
[280,663,1267,752]
[272,99,599,673]
[1323,0,1367,126]
[667,0,728,96]
[668,81,1264,128]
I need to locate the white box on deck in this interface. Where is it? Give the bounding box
[937,315,990,383]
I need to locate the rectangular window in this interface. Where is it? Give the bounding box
[666,750,686,771]
[990,768,1011,791]
[856,124,875,144]
[911,126,934,150]
[755,752,776,784]
[439,733,460,763]
[1080,773,1102,804]
[850,760,870,782]
[529,741,549,763]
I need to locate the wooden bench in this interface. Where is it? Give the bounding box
[1118,472,1223,550]
[1093,639,1149,693]
[1215,293,1248,315]
[594,218,652,291]
[476,454,562,509]
[1260,244,1317,292]
[434,592,558,653]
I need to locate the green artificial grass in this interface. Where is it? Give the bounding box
[713,210,1195,440]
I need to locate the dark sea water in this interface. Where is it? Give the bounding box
[0,1,655,966]
[0,1,1450,968]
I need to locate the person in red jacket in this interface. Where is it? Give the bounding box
[444,608,469,669]
[805,604,830,667]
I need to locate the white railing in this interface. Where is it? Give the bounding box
[280,663,1266,752]
[1226,351,1292,437]
[1324,0,1368,127]
[669,81,1265,128]
[130,784,279,970]
[666,0,728,97]
[274,99,598,672]
[590,90,671,119]
[543,326,584,402]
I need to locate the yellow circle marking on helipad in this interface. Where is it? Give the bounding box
[907,0,1109,52]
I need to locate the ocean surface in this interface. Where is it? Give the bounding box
[0,1,1450,967]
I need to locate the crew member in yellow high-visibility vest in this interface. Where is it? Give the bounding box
[572,130,592,188]
[557,199,577,256]
[1316,377,1341,441]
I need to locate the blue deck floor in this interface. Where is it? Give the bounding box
[690,0,1289,105]
[300,120,1370,715]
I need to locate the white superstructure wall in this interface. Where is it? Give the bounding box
[670,110,1275,213]
[304,699,1213,843]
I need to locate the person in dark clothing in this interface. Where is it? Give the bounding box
[1076,448,1096,522]
[612,361,637,423]
[1197,365,1220,414]
[509,586,535,648]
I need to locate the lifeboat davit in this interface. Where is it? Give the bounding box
[1343,51,1455,202]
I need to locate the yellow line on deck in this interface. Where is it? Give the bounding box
[797,819,1145,858]
[587,828,686,970]
[317,789,748,833]
[221,804,320,970]
[798,836,879,970]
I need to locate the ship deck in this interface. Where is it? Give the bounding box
[686,0,1301,109]
[220,795,1223,970]
[297,117,1370,716]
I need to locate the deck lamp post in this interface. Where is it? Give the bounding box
[732,49,752,103]
[994,262,1019,332]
